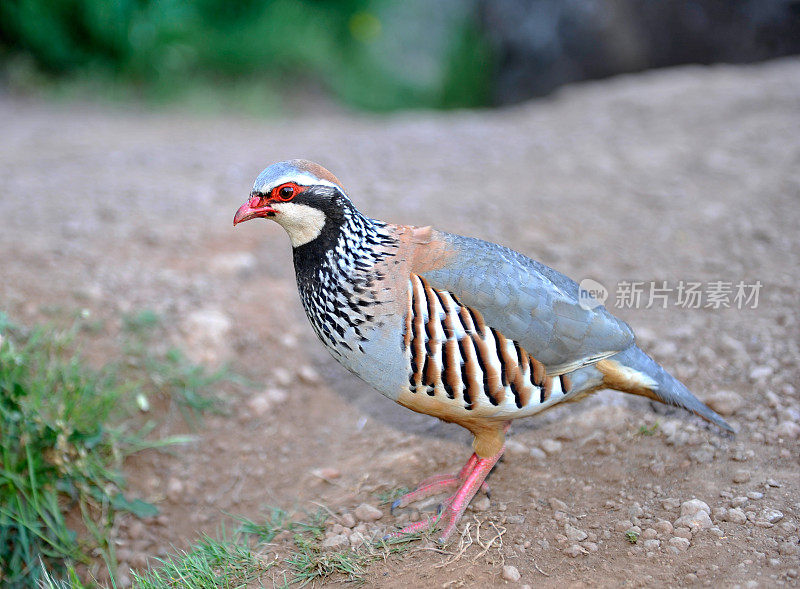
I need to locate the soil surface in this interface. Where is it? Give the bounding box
[1,58,799,588]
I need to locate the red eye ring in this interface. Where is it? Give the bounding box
[272,182,304,201]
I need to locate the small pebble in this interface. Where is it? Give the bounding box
[762,509,784,524]
[311,467,341,480]
[472,496,491,512]
[529,447,547,460]
[669,536,690,552]
[730,496,748,508]
[322,534,349,549]
[733,470,751,484]
[654,520,673,536]
[614,519,634,532]
[298,365,321,383]
[505,440,528,454]
[354,503,383,522]
[565,544,586,557]
[704,390,744,416]
[680,499,711,517]
[502,565,521,582]
[674,527,693,540]
[540,439,562,455]
[349,531,367,547]
[726,508,747,524]
[166,477,184,502]
[674,510,712,531]
[340,513,356,528]
[662,498,681,510]
[565,524,588,542]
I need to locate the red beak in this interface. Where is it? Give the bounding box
[233,197,277,226]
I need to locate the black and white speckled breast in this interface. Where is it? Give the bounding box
[292,208,399,362]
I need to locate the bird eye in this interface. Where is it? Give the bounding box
[277,185,294,200]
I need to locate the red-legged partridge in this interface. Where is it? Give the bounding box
[233,159,732,541]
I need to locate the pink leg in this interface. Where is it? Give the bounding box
[387,446,505,543]
[390,453,487,513]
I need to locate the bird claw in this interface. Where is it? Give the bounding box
[386,449,504,542]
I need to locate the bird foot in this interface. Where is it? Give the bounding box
[389,454,490,514]
[386,448,503,543]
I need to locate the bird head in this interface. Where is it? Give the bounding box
[233,159,348,247]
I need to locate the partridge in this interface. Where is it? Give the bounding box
[233,159,732,541]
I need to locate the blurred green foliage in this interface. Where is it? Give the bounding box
[0,0,494,111]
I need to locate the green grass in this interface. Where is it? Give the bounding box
[0,312,226,586]
[131,508,424,588]
[375,486,410,505]
[120,309,229,424]
[636,421,660,436]
[1,309,420,586]
[131,535,274,589]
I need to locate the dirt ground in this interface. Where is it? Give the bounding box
[1,58,799,588]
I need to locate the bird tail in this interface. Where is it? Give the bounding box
[595,345,734,432]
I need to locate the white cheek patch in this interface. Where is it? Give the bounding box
[272,202,326,247]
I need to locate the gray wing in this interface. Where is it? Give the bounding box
[420,231,635,374]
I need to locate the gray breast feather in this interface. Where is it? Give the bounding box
[420,232,634,373]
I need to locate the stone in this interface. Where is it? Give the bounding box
[681,499,711,517]
[322,534,349,549]
[183,308,231,365]
[654,520,673,536]
[354,503,383,522]
[472,496,491,512]
[730,496,748,508]
[298,365,321,384]
[762,509,784,524]
[565,544,587,557]
[246,388,288,416]
[749,366,773,381]
[529,447,547,460]
[674,527,693,540]
[502,565,521,582]
[733,469,751,484]
[565,524,588,542]
[166,477,184,502]
[505,439,528,454]
[549,498,569,512]
[340,513,356,528]
[725,508,747,524]
[643,539,661,550]
[674,511,712,531]
[540,439,562,455]
[614,519,634,532]
[703,390,744,416]
[776,420,800,439]
[311,467,341,480]
[127,520,145,541]
[669,537,690,552]
[349,531,367,547]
